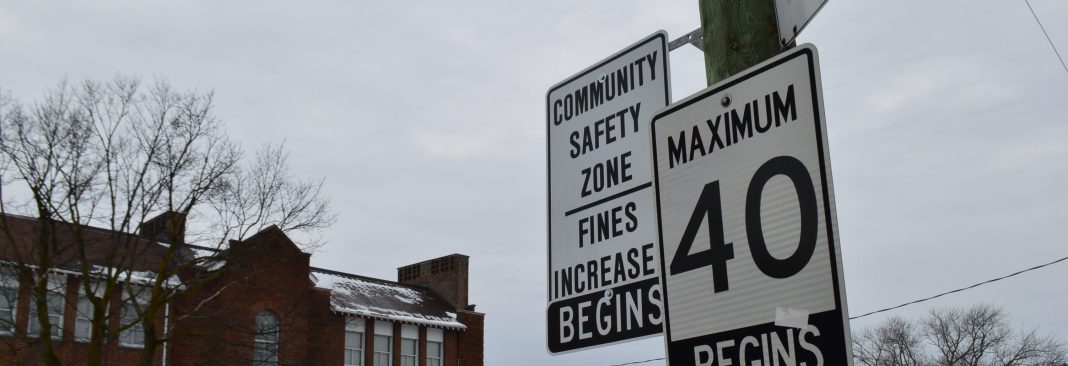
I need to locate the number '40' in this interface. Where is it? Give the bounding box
[669,156,819,293]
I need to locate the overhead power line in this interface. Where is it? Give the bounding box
[603,254,1068,366]
[1024,0,1068,75]
[608,357,666,366]
[849,254,1068,320]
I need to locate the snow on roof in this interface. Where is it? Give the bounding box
[89,265,183,288]
[311,270,466,330]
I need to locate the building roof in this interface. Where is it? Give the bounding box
[0,213,467,330]
[0,214,180,273]
[310,268,467,330]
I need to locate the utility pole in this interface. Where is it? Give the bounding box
[699,0,786,85]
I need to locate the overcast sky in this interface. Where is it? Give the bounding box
[2,0,1067,365]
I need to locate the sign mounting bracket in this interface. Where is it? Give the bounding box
[669,27,704,52]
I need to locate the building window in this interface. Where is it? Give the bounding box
[373,334,391,366]
[400,338,417,366]
[27,275,66,339]
[75,281,106,342]
[373,320,393,366]
[75,297,95,341]
[344,318,365,366]
[0,271,17,335]
[427,328,444,366]
[426,341,443,366]
[253,311,280,366]
[119,289,148,347]
[400,324,418,366]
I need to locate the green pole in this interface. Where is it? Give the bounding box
[699,0,786,85]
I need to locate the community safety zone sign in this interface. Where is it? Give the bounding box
[546,31,670,354]
[650,45,852,366]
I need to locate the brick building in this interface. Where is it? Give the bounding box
[0,213,484,366]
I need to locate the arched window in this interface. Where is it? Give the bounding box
[253,311,279,366]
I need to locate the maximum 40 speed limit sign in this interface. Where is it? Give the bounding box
[650,44,852,366]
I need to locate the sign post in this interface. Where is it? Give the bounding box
[650,44,851,366]
[698,0,782,86]
[546,31,670,354]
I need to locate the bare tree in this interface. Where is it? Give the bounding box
[203,142,335,250]
[854,316,929,366]
[925,304,1010,365]
[994,329,1067,366]
[0,77,334,366]
[854,304,1068,366]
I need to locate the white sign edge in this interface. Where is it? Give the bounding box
[776,0,830,46]
[544,29,671,355]
[647,43,854,364]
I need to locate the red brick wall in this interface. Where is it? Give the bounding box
[445,330,459,366]
[456,311,484,366]
[308,288,345,365]
[393,322,402,366]
[418,327,428,366]
[364,319,377,366]
[397,255,469,309]
[168,227,332,366]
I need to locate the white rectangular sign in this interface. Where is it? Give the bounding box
[650,44,851,366]
[776,0,829,45]
[546,31,670,354]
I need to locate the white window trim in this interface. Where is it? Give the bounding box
[374,320,393,336]
[426,328,444,366]
[400,338,418,366]
[373,321,393,366]
[119,287,150,348]
[0,270,18,335]
[74,280,106,343]
[400,324,419,366]
[426,340,443,366]
[74,297,94,342]
[345,318,366,366]
[27,274,66,339]
[373,334,392,366]
[426,327,443,342]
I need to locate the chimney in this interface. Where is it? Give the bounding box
[138,211,186,244]
[397,254,470,310]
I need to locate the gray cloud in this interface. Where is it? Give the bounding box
[2,0,1067,365]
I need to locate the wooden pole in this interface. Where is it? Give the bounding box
[699,0,785,85]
